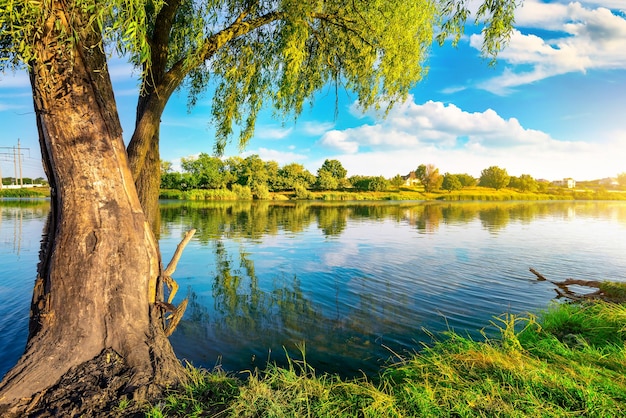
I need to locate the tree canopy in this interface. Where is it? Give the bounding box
[416,163,443,192]
[479,165,510,190]
[2,0,518,154]
[0,0,521,413]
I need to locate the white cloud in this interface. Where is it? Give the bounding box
[472,0,626,93]
[299,121,335,136]
[319,130,361,154]
[313,96,626,180]
[255,125,293,140]
[251,147,309,165]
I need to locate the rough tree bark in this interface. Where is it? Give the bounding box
[0,2,185,415]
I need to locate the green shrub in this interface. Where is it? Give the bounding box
[159,189,183,200]
[293,185,314,200]
[253,184,270,200]
[231,184,252,200]
[183,188,238,200]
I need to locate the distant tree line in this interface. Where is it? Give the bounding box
[162,154,625,196]
[1,177,48,186]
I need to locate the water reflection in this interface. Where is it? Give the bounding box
[160,200,626,377]
[2,199,626,380]
[0,200,50,379]
[171,239,427,376]
[161,200,626,239]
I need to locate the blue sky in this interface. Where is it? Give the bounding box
[1,0,625,181]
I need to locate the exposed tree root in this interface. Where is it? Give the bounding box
[0,349,166,417]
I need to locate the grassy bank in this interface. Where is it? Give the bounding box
[0,187,49,198]
[160,186,626,202]
[144,294,626,417]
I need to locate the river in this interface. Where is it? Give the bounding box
[1,200,626,379]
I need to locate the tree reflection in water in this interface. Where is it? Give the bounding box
[161,200,626,377]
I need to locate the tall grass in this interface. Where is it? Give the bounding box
[0,188,48,198]
[147,300,626,417]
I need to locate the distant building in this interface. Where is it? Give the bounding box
[402,171,420,187]
[598,177,619,186]
[552,178,576,188]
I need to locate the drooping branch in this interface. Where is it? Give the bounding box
[127,10,285,182]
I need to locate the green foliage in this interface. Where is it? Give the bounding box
[0,188,47,198]
[318,159,347,180]
[390,174,405,189]
[441,173,462,193]
[252,183,270,200]
[3,0,519,192]
[479,166,510,190]
[316,170,339,191]
[509,174,538,192]
[159,189,183,199]
[415,164,443,192]
[235,155,269,189]
[277,163,316,191]
[456,173,477,187]
[350,175,389,192]
[160,172,183,190]
[183,188,239,201]
[0,0,159,70]
[293,184,314,200]
[160,160,173,173]
[231,184,252,200]
[181,153,227,189]
[148,300,626,417]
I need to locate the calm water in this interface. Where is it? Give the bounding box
[2,200,626,379]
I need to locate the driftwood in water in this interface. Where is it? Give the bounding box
[529,268,608,302]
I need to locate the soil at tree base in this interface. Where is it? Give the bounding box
[0,349,155,417]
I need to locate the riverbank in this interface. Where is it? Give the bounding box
[159,186,626,202]
[0,187,50,198]
[143,293,626,417]
[2,185,625,201]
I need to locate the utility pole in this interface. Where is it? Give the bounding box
[18,139,23,186]
[1,147,17,189]
[13,145,17,185]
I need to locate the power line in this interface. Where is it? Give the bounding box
[0,139,41,189]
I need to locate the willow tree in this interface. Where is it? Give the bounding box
[0,0,517,414]
[126,0,518,226]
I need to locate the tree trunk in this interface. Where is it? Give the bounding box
[127,82,169,234]
[134,134,162,235]
[0,2,184,415]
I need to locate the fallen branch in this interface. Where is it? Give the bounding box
[529,267,607,302]
[529,267,547,281]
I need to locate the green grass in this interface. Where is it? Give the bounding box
[0,188,49,198]
[146,299,626,417]
[162,186,626,202]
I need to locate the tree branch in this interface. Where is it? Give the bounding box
[164,228,196,277]
[128,10,285,181]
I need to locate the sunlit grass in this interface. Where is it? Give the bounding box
[0,188,49,198]
[147,300,626,417]
[159,186,626,202]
